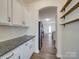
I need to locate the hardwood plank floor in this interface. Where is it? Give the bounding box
[31,33,58,59]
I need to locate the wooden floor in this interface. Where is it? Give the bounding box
[31,34,58,59]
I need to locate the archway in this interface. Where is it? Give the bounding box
[38,6,57,50]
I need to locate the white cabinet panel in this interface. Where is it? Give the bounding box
[0,0,9,23]
[25,40,33,59]
[28,42,33,59]
[21,40,33,59]
[12,0,24,25]
[23,42,29,59]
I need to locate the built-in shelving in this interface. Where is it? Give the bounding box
[60,0,72,12]
[61,18,79,25]
[61,2,79,18]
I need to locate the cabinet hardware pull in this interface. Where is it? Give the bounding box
[18,56,21,59]
[8,17,10,22]
[6,53,14,59]
[29,45,32,49]
[25,44,28,46]
[22,21,25,25]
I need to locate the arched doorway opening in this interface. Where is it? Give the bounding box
[38,6,57,51]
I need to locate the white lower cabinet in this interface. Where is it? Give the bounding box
[0,40,33,59]
[0,47,20,59]
[22,40,33,59]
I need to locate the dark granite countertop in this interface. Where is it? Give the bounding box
[0,35,35,57]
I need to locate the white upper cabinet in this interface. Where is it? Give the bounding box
[0,0,10,24]
[0,0,27,26]
[12,0,24,25]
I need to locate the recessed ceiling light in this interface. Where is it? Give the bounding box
[45,18,50,21]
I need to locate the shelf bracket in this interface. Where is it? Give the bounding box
[63,8,65,12]
[63,24,66,27]
[64,16,65,19]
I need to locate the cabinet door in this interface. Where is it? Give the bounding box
[23,42,29,59]
[16,40,33,59]
[12,0,24,25]
[0,0,9,23]
[17,45,24,59]
[27,40,33,59]
[23,40,33,59]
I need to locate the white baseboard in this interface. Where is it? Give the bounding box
[56,52,62,58]
[34,49,39,53]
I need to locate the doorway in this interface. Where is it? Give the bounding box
[31,6,57,59]
[38,6,57,51]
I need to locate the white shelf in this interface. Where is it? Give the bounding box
[60,18,79,25]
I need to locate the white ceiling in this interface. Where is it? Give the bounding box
[39,7,57,22]
[23,0,41,4]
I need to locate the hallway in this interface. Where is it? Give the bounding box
[31,33,58,59]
